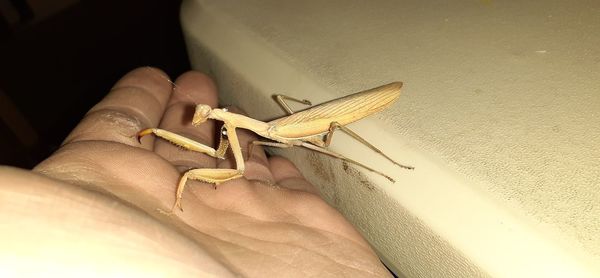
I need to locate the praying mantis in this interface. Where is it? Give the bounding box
[138,82,413,212]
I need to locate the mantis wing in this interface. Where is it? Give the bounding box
[269,82,402,138]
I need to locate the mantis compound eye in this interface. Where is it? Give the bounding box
[220,127,228,138]
[192,104,212,126]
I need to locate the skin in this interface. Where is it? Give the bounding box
[0,68,391,277]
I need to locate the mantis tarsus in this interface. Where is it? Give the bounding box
[138,82,413,212]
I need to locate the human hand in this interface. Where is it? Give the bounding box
[0,68,391,277]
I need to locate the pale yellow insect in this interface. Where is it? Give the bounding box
[138,82,413,212]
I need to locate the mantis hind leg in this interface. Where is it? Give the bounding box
[300,142,395,182]
[274,94,312,115]
[324,122,414,170]
[249,139,398,183]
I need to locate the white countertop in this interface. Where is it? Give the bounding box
[180,0,600,276]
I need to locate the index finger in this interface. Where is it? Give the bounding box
[62,67,173,149]
[152,71,219,169]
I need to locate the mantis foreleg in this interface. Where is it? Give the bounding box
[138,128,226,159]
[138,125,246,212]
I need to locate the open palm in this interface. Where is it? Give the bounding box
[0,68,390,277]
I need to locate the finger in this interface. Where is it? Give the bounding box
[268,156,318,194]
[154,71,219,170]
[63,67,172,148]
[217,107,273,184]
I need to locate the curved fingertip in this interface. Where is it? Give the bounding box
[64,68,174,147]
[101,67,173,124]
[171,71,218,108]
[155,71,220,168]
[174,71,214,86]
[112,67,173,98]
[141,66,171,80]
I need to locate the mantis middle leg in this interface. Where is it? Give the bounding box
[251,138,395,181]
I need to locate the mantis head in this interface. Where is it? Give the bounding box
[192,104,212,126]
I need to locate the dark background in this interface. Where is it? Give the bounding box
[0,0,190,167]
